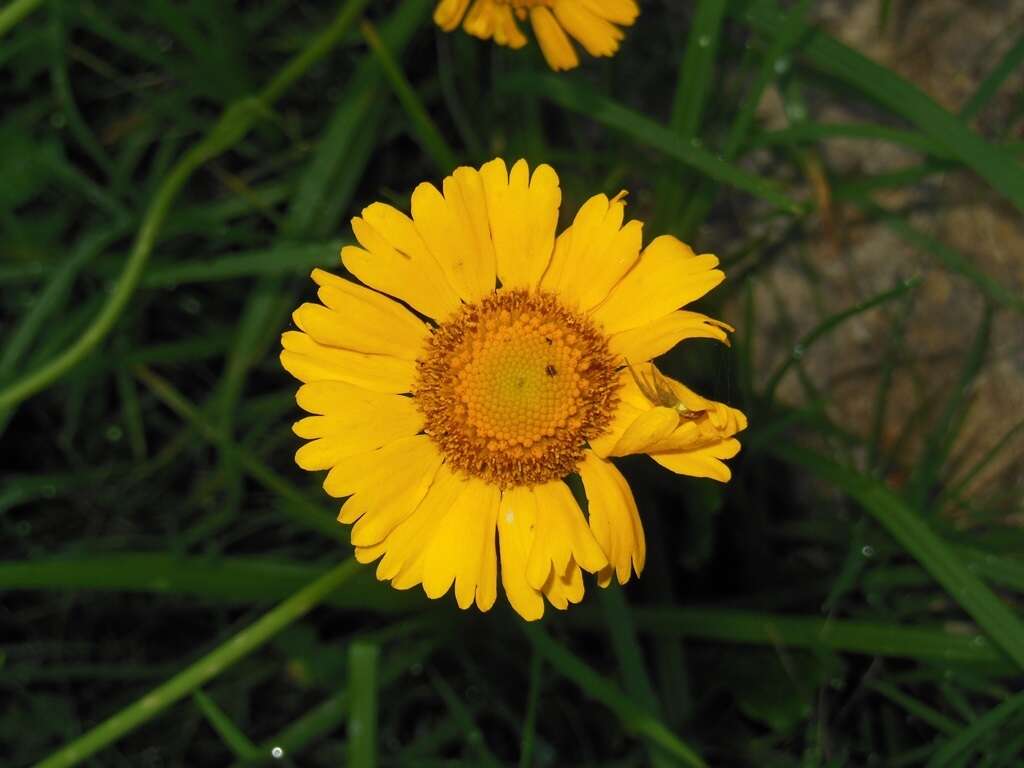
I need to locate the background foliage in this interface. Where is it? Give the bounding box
[2,0,1023,766]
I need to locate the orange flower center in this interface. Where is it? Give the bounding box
[415,290,619,487]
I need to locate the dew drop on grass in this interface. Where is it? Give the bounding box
[180,296,202,315]
[861,545,875,558]
[271,746,284,759]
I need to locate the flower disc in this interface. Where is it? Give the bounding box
[415,290,619,487]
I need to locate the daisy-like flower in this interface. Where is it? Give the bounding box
[433,0,639,72]
[281,159,746,621]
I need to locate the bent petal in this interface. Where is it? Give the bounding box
[650,438,742,482]
[590,363,747,487]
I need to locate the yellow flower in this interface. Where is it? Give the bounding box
[281,159,746,621]
[433,0,639,71]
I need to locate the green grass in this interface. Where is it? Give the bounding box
[3,1,1023,766]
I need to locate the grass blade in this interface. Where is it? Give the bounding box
[431,672,502,768]
[0,553,414,612]
[522,623,708,768]
[763,276,920,400]
[772,443,1024,671]
[735,0,1024,210]
[135,366,344,541]
[348,642,380,768]
[361,18,458,173]
[595,608,1012,669]
[926,689,1024,767]
[960,35,1024,121]
[0,0,371,411]
[34,559,359,768]
[653,0,727,230]
[499,72,800,213]
[0,0,43,37]
[193,689,260,761]
[518,651,542,768]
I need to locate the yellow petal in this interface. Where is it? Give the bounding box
[530,6,579,71]
[293,273,428,359]
[343,441,444,547]
[609,311,732,363]
[291,383,422,470]
[541,193,642,311]
[344,202,461,322]
[650,438,742,482]
[541,558,584,609]
[280,331,416,393]
[480,158,560,289]
[411,169,497,303]
[434,0,471,30]
[463,0,497,39]
[552,0,623,57]
[498,486,545,621]
[648,404,749,453]
[355,541,386,564]
[376,464,463,585]
[323,434,435,500]
[609,405,679,456]
[592,236,724,334]
[578,451,645,585]
[580,0,638,25]
[589,399,643,459]
[491,4,527,47]
[421,476,500,608]
[525,480,607,589]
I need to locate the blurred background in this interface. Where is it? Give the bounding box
[2,0,1023,765]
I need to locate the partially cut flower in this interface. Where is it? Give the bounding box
[434,0,639,71]
[282,158,746,620]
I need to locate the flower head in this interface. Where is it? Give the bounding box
[434,0,639,71]
[281,158,746,620]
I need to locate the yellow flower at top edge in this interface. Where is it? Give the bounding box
[433,0,640,71]
[280,158,747,621]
